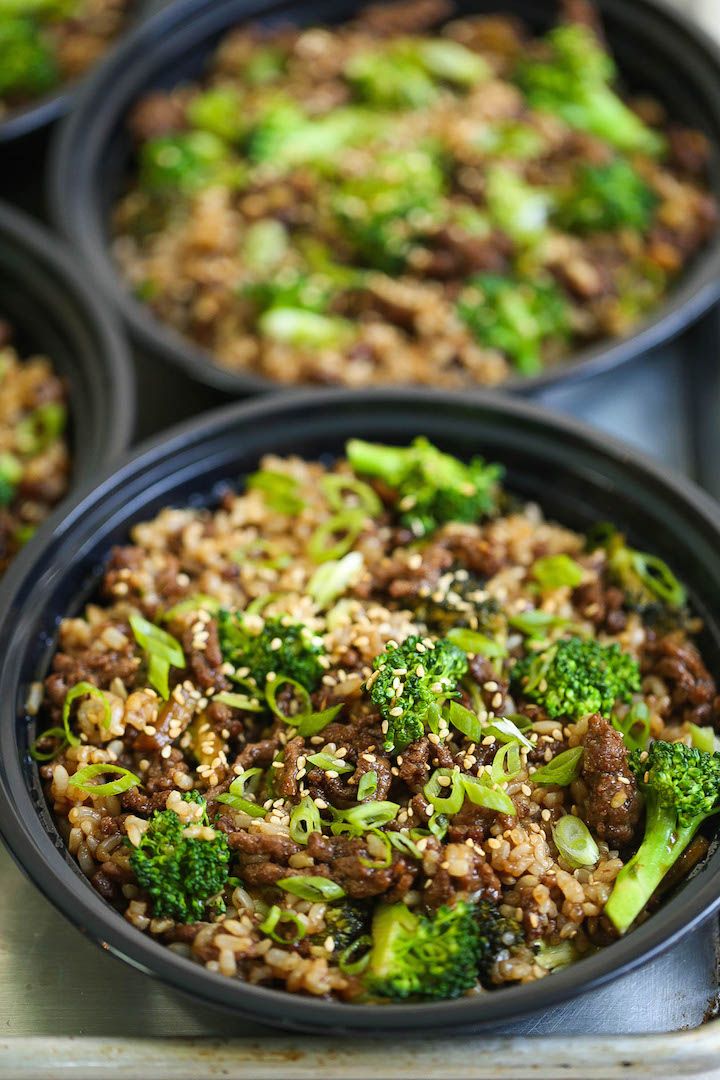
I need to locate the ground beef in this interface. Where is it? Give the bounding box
[572,578,627,634]
[128,91,187,140]
[581,714,642,848]
[45,646,141,712]
[181,619,230,693]
[306,833,417,901]
[277,736,305,799]
[642,632,720,727]
[121,788,172,816]
[423,840,501,909]
[447,798,506,844]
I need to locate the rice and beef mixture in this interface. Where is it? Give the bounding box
[0,320,69,575]
[33,437,720,1002]
[0,0,133,118]
[113,0,717,388]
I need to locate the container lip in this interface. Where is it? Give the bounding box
[0,200,135,473]
[49,0,720,397]
[2,387,720,1032]
[0,0,157,144]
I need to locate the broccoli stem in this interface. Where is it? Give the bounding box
[346,439,408,487]
[604,796,695,934]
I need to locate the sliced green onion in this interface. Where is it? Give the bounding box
[277,876,345,901]
[629,551,685,608]
[294,703,343,738]
[289,795,322,844]
[386,831,423,860]
[357,770,378,800]
[531,746,584,786]
[245,590,292,615]
[484,716,533,749]
[213,691,264,712]
[266,675,312,720]
[536,940,578,972]
[445,700,482,743]
[308,510,365,564]
[333,801,399,833]
[359,829,392,869]
[447,627,507,658]
[308,551,364,608]
[129,613,185,700]
[62,682,110,747]
[689,723,718,754]
[162,594,220,621]
[15,402,66,455]
[216,768,267,818]
[259,904,306,943]
[428,812,449,839]
[490,742,522,784]
[307,752,353,775]
[553,814,599,868]
[321,473,382,516]
[532,554,584,590]
[67,763,141,797]
[29,726,68,762]
[338,934,372,975]
[247,470,305,514]
[424,768,464,816]
[508,610,570,638]
[611,702,651,752]
[461,773,516,815]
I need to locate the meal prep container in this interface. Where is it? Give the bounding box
[1,388,720,1035]
[0,201,135,483]
[49,0,720,399]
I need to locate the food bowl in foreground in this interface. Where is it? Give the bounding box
[1,390,720,1033]
[50,0,720,397]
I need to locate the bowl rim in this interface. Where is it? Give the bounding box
[48,0,720,398]
[2,387,720,1033]
[0,199,135,475]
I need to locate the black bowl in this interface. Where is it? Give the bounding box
[49,0,720,399]
[1,389,720,1034]
[0,201,134,486]
[0,0,156,145]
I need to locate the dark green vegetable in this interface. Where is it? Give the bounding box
[605,740,720,933]
[138,131,242,193]
[369,634,468,752]
[587,523,686,610]
[129,793,231,923]
[513,635,640,719]
[558,159,658,233]
[0,17,57,99]
[218,610,325,692]
[347,436,502,538]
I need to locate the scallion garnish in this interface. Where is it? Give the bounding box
[484,715,533,749]
[338,934,372,975]
[247,470,305,515]
[294,703,343,738]
[445,700,482,743]
[162,594,220,621]
[532,553,584,590]
[490,741,522,784]
[331,801,399,833]
[460,773,516,815]
[308,509,365,564]
[29,725,69,762]
[216,767,267,818]
[358,829,392,869]
[15,401,66,455]
[424,768,464,815]
[446,627,507,658]
[531,746,584,786]
[508,610,571,638]
[62,681,111,747]
[307,550,364,608]
[213,691,264,712]
[289,795,322,844]
[67,763,141,797]
[265,675,312,720]
[689,723,718,754]
[321,473,382,516]
[386,831,424,860]
[129,613,185,700]
[552,814,599,868]
[357,770,378,800]
[307,752,353,775]
[611,701,651,752]
[277,876,346,901]
[259,904,306,943]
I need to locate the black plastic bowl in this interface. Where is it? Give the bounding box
[0,0,156,145]
[1,389,720,1033]
[0,201,134,485]
[50,0,720,398]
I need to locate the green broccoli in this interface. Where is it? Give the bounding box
[0,17,57,100]
[138,131,243,194]
[558,159,658,233]
[367,900,481,1000]
[187,86,245,143]
[369,634,468,752]
[258,309,354,350]
[485,165,553,245]
[247,102,382,168]
[515,23,665,156]
[346,38,488,109]
[346,436,503,538]
[513,635,640,720]
[605,740,720,933]
[128,793,230,923]
[411,573,502,635]
[474,898,524,982]
[332,148,446,273]
[218,610,326,692]
[312,901,370,952]
[457,272,570,376]
[0,453,22,508]
[587,523,686,610]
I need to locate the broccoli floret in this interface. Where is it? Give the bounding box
[457,272,570,376]
[187,86,245,142]
[218,610,325,692]
[587,523,687,611]
[485,165,552,245]
[347,436,503,538]
[0,17,57,100]
[333,148,446,273]
[312,901,370,952]
[412,572,502,635]
[367,900,482,1000]
[605,740,720,933]
[474,898,524,983]
[515,24,665,156]
[558,159,658,233]
[513,636,640,720]
[258,308,354,349]
[138,131,243,193]
[128,794,230,923]
[247,102,382,168]
[0,453,22,508]
[346,47,438,109]
[369,634,468,752]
